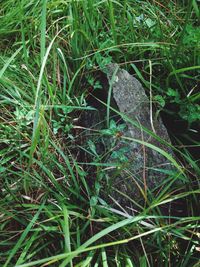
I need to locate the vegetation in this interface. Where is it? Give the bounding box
[0,0,199,266]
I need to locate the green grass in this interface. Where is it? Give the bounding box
[0,0,200,266]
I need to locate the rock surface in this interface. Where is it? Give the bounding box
[103,64,174,205]
[80,64,174,207]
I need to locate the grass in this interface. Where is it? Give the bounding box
[0,0,200,266]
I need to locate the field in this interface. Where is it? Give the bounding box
[0,1,200,266]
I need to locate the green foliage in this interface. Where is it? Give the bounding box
[0,0,199,266]
[183,24,200,46]
[14,107,34,127]
[87,75,102,91]
[110,146,129,163]
[155,88,200,125]
[52,107,73,135]
[179,103,200,123]
[101,119,126,136]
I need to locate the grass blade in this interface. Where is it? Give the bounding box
[3,201,45,267]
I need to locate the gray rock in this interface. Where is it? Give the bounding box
[104,64,174,205]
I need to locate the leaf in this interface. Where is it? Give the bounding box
[90,196,98,207]
[88,140,98,156]
[154,95,165,108]
[101,129,113,136]
[167,88,180,103]
[145,18,156,28]
[109,119,117,130]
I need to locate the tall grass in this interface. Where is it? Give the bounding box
[0,0,199,266]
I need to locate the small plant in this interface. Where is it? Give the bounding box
[0,124,18,146]
[87,75,102,90]
[14,107,34,127]
[110,146,129,163]
[101,119,126,137]
[154,88,200,127]
[52,106,73,135]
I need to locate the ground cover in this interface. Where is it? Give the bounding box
[0,1,199,266]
